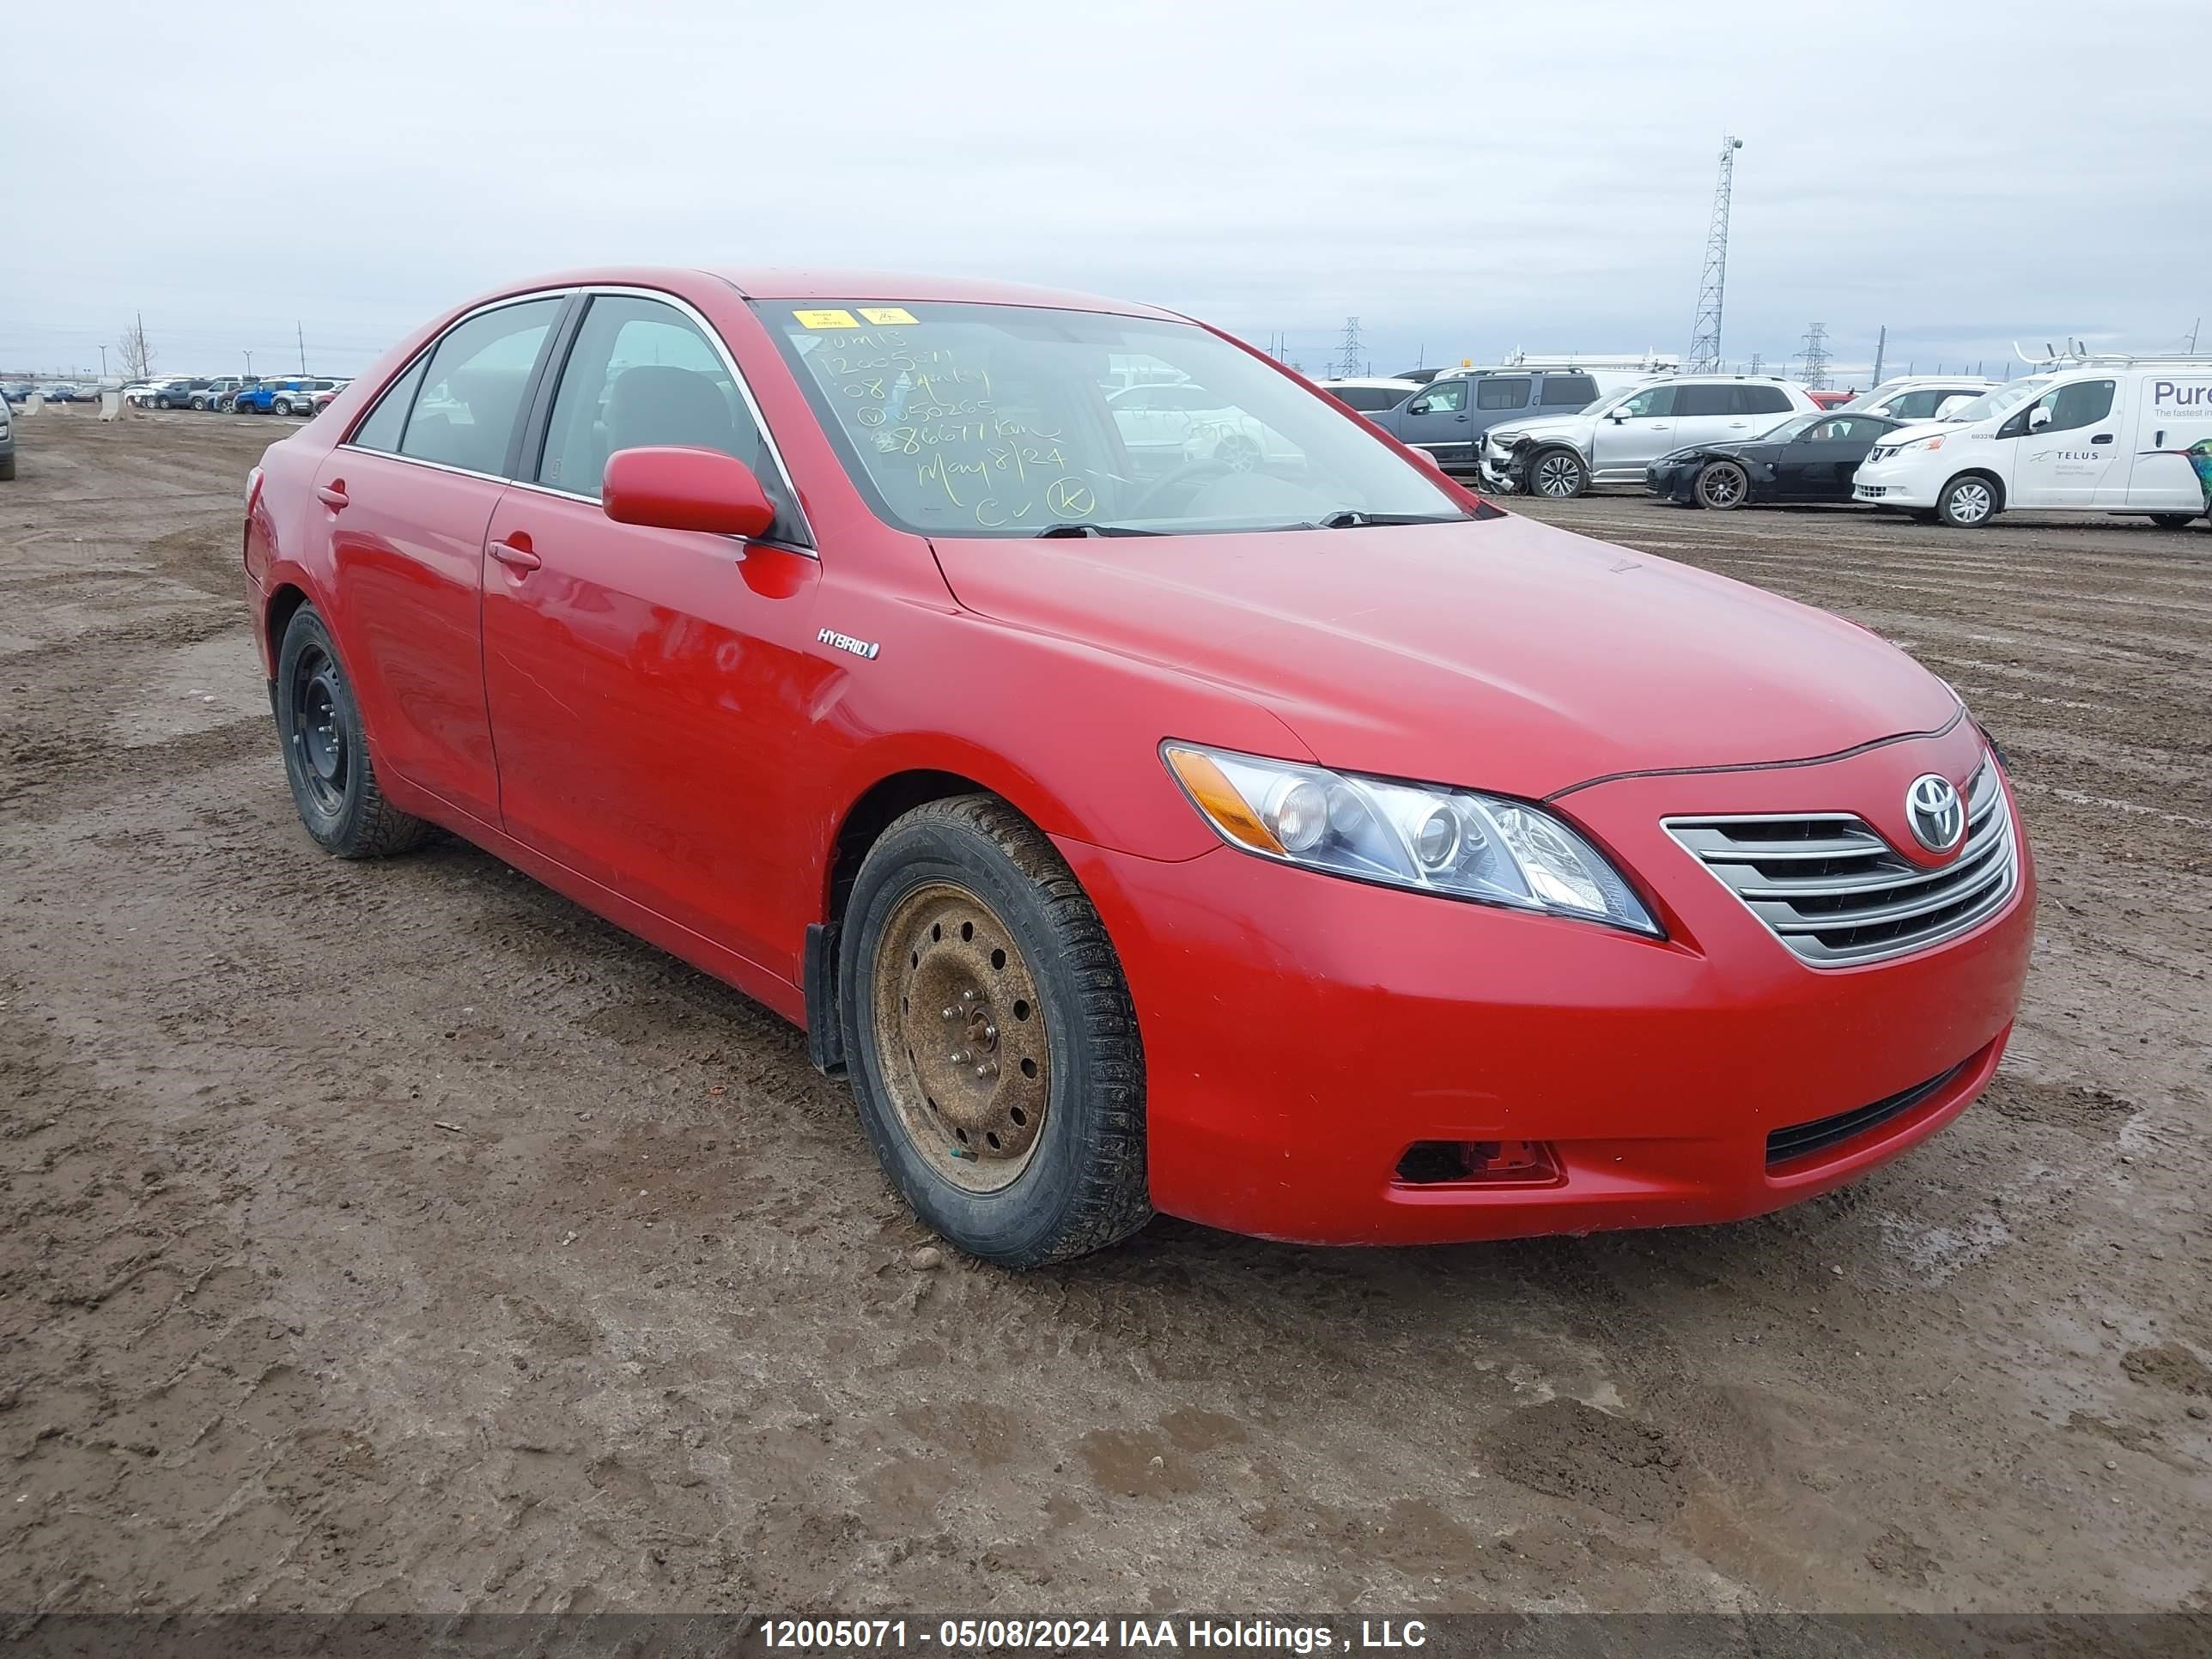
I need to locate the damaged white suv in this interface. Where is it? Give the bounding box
[1481,375,1820,497]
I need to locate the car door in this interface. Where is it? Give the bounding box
[313,293,564,825]
[2008,377,2121,507]
[478,289,823,969]
[1765,415,1869,497]
[1393,377,1473,460]
[2123,374,2212,511]
[1589,382,1679,476]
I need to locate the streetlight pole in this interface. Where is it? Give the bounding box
[99,344,108,379]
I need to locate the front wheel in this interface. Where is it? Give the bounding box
[841,796,1150,1267]
[276,605,434,858]
[1528,447,1589,499]
[1936,474,1999,528]
[2149,513,2199,531]
[1693,459,1750,510]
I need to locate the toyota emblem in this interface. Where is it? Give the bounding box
[1905,774,1966,853]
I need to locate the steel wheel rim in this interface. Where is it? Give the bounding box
[289,643,349,816]
[1951,482,1992,522]
[872,881,1051,1194]
[1216,434,1260,472]
[1700,465,1745,507]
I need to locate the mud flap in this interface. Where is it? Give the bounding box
[803,921,845,1077]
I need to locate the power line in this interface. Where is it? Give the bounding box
[1686,135,1743,374]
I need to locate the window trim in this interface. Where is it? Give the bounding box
[337,283,816,556]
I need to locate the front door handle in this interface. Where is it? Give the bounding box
[315,482,349,509]
[489,536,542,572]
[2090,434,2113,445]
[1454,413,1468,422]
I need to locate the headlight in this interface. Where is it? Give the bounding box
[1899,434,1947,453]
[1163,743,1659,934]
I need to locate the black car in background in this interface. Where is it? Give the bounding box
[1645,411,1903,509]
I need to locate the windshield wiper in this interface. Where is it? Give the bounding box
[1314,509,1468,528]
[1032,521,1165,538]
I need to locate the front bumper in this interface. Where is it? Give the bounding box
[1850,459,1942,507]
[1644,461,1698,501]
[1056,722,2034,1246]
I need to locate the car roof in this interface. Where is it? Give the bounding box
[1321,376,1419,389]
[464,266,1182,321]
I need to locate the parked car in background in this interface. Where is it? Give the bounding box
[234,379,331,416]
[150,377,212,410]
[1853,356,2212,527]
[308,380,354,416]
[121,381,159,407]
[1106,380,1297,473]
[3,384,36,405]
[1,393,15,479]
[1367,369,1603,471]
[1316,376,1421,416]
[192,376,251,410]
[42,384,83,404]
[1807,390,1854,410]
[1390,367,1454,386]
[1838,377,1997,423]
[1646,412,1904,508]
[1482,376,1822,497]
[241,266,2033,1266]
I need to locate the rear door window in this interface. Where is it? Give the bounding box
[1734,385,1795,415]
[1474,376,1530,411]
[1675,384,1736,417]
[396,296,563,476]
[349,356,429,453]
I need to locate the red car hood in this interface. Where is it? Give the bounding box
[929,513,1960,799]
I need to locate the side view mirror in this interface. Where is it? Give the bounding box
[604,446,775,538]
[2027,405,2054,431]
[1607,411,1627,424]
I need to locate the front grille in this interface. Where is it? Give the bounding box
[1765,1062,1966,1166]
[1664,760,2017,967]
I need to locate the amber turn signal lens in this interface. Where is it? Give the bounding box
[1164,745,1283,855]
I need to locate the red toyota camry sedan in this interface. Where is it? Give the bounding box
[241,268,2034,1266]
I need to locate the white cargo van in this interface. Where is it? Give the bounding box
[1851,356,2212,527]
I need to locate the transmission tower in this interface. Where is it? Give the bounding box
[1686,135,1743,373]
[1337,317,1363,379]
[1797,323,1832,390]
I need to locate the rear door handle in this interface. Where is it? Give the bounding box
[315,483,348,509]
[488,537,542,572]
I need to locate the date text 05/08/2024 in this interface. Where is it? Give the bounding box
[758,1619,1430,1652]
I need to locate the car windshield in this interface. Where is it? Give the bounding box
[1943,378,2050,423]
[759,301,1468,537]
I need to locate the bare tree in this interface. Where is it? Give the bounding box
[118,315,156,381]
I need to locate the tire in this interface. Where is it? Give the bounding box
[271,398,293,416]
[840,795,1150,1267]
[0,458,15,482]
[275,605,434,859]
[2149,513,2198,531]
[1693,459,1750,510]
[1528,447,1589,499]
[1935,474,1999,528]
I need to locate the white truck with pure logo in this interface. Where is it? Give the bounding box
[1850,356,2212,528]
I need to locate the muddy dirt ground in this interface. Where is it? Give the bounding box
[3,410,2208,1617]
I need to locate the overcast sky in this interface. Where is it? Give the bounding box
[6,0,2207,384]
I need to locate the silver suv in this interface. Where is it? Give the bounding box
[1481,375,1820,497]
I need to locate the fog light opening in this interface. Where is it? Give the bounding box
[1394,1139,1557,1187]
